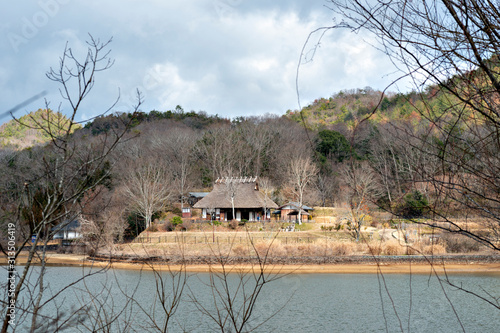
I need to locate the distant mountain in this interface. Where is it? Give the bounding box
[0,109,80,149]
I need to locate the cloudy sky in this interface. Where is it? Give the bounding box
[0,0,409,125]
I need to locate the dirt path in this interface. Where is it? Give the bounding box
[5,253,499,275]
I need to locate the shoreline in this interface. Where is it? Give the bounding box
[4,253,500,275]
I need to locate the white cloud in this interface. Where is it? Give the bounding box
[0,0,406,124]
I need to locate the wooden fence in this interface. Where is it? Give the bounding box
[133,234,317,245]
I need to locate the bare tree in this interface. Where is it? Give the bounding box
[79,186,128,256]
[123,162,172,230]
[258,177,274,225]
[0,36,139,332]
[239,119,276,177]
[189,233,286,333]
[223,177,239,221]
[196,124,236,181]
[341,162,382,241]
[287,156,318,224]
[326,0,500,250]
[151,126,198,212]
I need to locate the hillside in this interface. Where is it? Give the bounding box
[285,87,435,130]
[0,109,80,149]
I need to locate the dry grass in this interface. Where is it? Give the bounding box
[422,244,447,255]
[383,240,407,256]
[123,229,466,258]
[330,242,355,256]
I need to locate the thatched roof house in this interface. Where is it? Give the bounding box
[193,177,278,221]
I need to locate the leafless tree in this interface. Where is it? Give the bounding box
[196,124,237,181]
[133,253,188,333]
[151,126,198,212]
[258,177,274,225]
[322,0,500,321]
[315,173,337,207]
[239,119,276,177]
[0,36,139,332]
[123,162,172,230]
[327,0,500,250]
[79,186,128,256]
[189,233,287,333]
[223,177,239,221]
[341,162,382,241]
[287,156,318,224]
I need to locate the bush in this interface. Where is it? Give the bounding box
[232,244,248,256]
[422,244,447,255]
[393,190,429,218]
[441,233,481,253]
[181,219,193,231]
[383,240,406,255]
[229,220,239,230]
[331,242,354,256]
[170,216,183,226]
[366,243,383,256]
[146,223,158,232]
[158,221,174,232]
[125,212,145,238]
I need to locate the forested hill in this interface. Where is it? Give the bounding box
[0,109,80,149]
[80,106,230,136]
[285,86,434,130]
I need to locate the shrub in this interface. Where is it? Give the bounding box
[422,244,447,255]
[229,220,239,230]
[383,240,406,255]
[331,242,354,256]
[441,233,481,253]
[146,223,158,232]
[406,245,422,255]
[366,243,383,256]
[181,219,193,231]
[254,242,274,257]
[232,244,248,256]
[158,221,174,232]
[393,190,429,218]
[170,216,183,226]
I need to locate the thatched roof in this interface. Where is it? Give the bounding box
[279,202,314,211]
[193,177,278,209]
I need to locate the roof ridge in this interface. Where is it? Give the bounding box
[214,176,258,184]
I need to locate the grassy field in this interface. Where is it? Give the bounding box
[114,211,497,259]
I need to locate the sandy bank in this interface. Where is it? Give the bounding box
[4,253,500,275]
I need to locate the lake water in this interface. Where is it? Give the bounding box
[5,266,500,332]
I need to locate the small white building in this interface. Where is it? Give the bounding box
[53,220,81,240]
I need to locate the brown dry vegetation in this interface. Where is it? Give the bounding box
[117,213,498,261]
[114,226,488,260]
